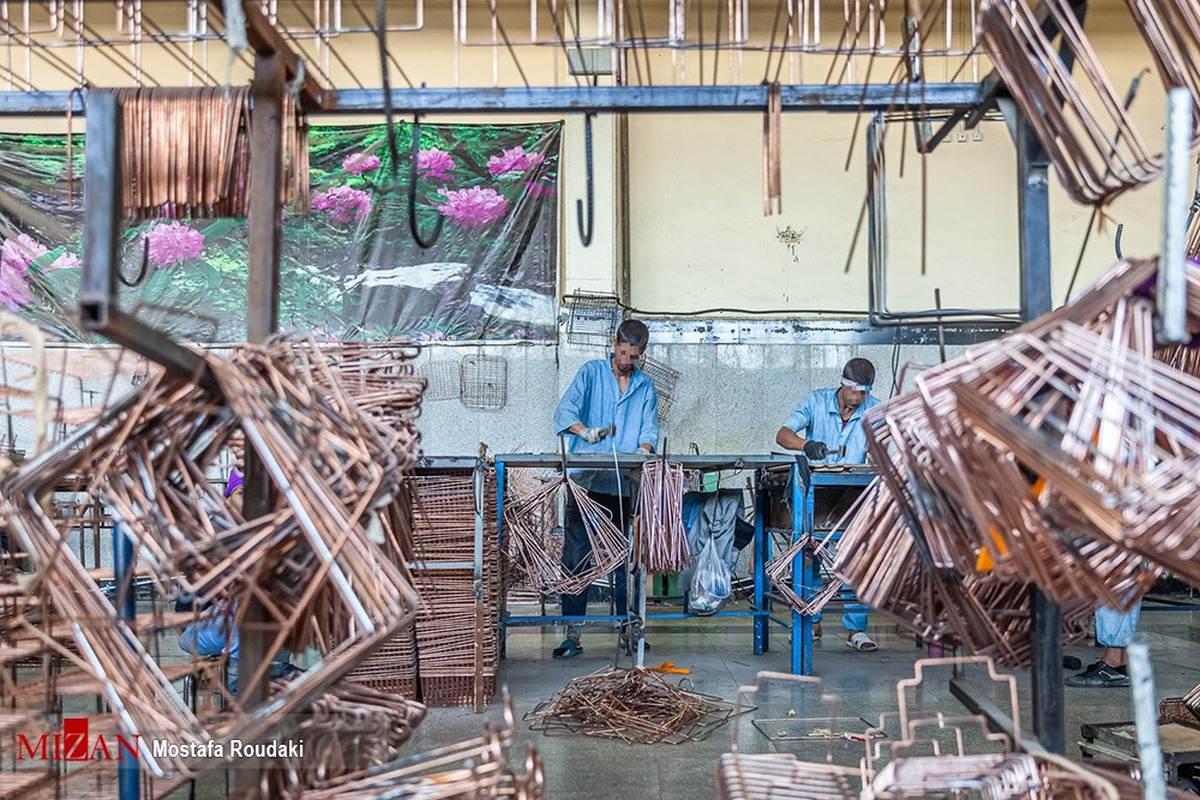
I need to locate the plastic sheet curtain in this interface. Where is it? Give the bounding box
[0,122,560,343]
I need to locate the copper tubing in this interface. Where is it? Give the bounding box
[823,259,1200,662]
[111,86,310,220]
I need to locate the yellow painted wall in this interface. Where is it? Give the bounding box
[0,0,1188,314]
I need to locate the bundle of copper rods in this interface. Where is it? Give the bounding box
[527,667,741,745]
[115,86,309,220]
[503,476,628,595]
[978,0,1169,205]
[0,337,424,779]
[828,482,1090,665]
[637,459,690,573]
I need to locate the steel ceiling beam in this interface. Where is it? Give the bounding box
[0,83,984,117]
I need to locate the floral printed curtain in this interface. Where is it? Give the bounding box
[0,121,561,342]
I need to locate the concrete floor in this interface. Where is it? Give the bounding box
[162,598,1200,798]
[394,599,1200,800]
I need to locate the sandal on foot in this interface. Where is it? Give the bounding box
[846,632,878,652]
[552,639,582,659]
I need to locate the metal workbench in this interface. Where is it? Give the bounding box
[493,452,803,663]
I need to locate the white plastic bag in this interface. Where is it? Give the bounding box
[689,535,731,615]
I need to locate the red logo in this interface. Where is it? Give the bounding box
[17,717,139,762]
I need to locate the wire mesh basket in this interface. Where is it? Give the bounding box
[420,359,463,402]
[640,356,682,425]
[564,291,621,345]
[461,354,508,411]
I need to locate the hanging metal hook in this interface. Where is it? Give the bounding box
[1114,223,1125,259]
[576,113,595,247]
[408,116,444,249]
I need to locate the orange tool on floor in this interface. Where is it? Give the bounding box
[649,661,691,675]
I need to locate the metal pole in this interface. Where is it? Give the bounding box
[113,523,139,800]
[1158,87,1191,345]
[1127,637,1167,800]
[1017,109,1065,754]
[237,50,285,795]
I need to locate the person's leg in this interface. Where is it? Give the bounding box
[843,604,877,651]
[1066,603,1140,687]
[591,492,644,650]
[555,491,591,655]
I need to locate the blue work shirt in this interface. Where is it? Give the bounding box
[783,387,880,464]
[554,357,659,495]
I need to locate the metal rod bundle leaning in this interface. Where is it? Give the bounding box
[637,459,690,573]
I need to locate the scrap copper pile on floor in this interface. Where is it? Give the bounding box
[719,662,1191,800]
[527,667,743,744]
[0,337,425,792]
[829,258,1200,664]
[503,474,628,595]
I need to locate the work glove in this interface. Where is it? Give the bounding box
[803,440,829,460]
[578,426,611,445]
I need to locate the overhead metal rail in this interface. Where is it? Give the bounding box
[0,82,986,116]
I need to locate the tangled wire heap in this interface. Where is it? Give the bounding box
[526,667,745,745]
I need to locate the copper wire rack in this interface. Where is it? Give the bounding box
[298,694,544,800]
[419,359,464,402]
[0,337,424,783]
[640,356,683,425]
[829,258,1200,666]
[720,661,1177,800]
[564,292,621,346]
[460,354,508,411]
[348,470,501,710]
[977,0,1196,206]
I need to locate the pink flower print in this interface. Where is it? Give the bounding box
[487,146,545,177]
[313,186,373,225]
[343,152,382,176]
[435,187,509,229]
[50,252,80,270]
[417,148,456,182]
[0,233,49,310]
[524,179,557,200]
[144,222,205,268]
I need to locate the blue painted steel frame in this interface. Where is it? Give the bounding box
[0,83,985,117]
[790,469,876,675]
[494,453,795,658]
